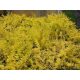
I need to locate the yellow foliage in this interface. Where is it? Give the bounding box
[0,13,80,69]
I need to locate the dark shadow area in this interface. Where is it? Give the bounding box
[63,10,80,28]
[63,10,77,22]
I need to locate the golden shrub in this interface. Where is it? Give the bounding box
[0,13,80,70]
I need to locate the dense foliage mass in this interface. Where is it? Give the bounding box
[0,14,80,70]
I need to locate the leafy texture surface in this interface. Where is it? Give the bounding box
[0,14,80,70]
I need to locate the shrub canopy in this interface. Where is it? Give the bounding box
[0,13,80,70]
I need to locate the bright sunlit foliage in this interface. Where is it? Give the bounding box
[0,13,80,70]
